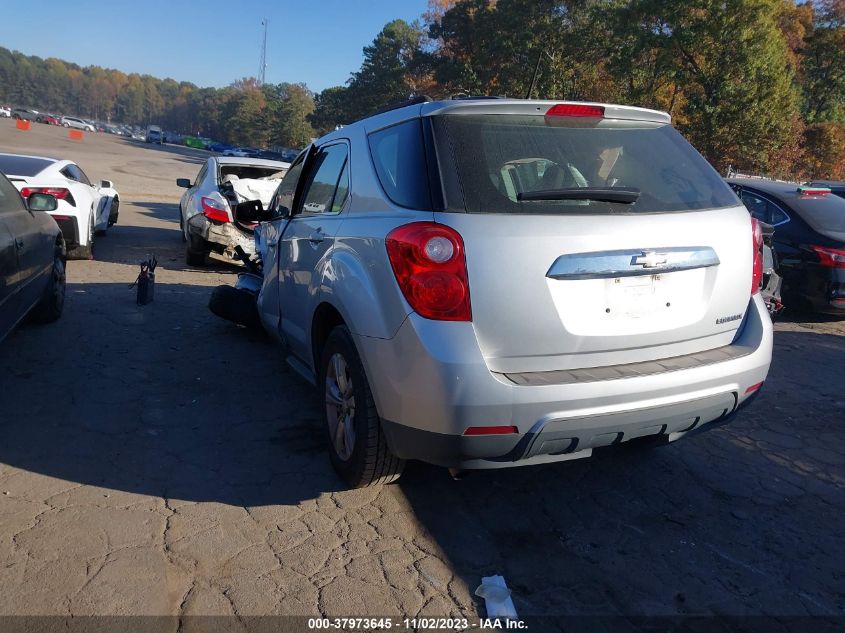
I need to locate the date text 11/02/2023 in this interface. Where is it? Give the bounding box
[306,617,528,630]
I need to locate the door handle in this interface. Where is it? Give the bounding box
[308,229,324,244]
[15,239,23,250]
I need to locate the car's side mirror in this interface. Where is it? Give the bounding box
[28,193,58,212]
[100,179,113,189]
[234,199,268,224]
[176,178,192,188]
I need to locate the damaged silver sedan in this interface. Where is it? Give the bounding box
[176,156,289,266]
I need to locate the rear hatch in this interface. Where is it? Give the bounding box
[427,102,753,374]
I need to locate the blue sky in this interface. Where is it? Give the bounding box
[0,0,431,92]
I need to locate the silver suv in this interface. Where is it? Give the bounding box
[251,98,773,487]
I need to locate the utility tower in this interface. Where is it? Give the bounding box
[258,18,268,84]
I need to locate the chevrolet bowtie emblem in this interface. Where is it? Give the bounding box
[632,251,668,268]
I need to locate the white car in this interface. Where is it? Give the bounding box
[177,156,289,265]
[222,147,257,158]
[61,116,95,132]
[0,106,10,118]
[0,153,119,259]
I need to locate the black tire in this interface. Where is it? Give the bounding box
[319,325,404,488]
[108,197,119,227]
[186,244,205,266]
[29,253,66,323]
[208,285,261,329]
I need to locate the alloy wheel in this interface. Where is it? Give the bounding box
[325,353,356,461]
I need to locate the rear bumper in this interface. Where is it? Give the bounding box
[186,214,255,258]
[48,213,80,246]
[357,294,773,469]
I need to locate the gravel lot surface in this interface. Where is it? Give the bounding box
[0,119,843,628]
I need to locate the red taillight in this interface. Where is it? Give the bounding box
[20,186,71,200]
[51,215,72,221]
[545,104,605,118]
[385,222,471,321]
[751,218,763,295]
[810,245,845,268]
[463,426,519,436]
[201,196,230,223]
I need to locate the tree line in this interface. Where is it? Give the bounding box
[1,0,843,178]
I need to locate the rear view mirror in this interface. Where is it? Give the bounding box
[100,179,113,189]
[234,199,267,224]
[28,193,58,212]
[176,178,192,188]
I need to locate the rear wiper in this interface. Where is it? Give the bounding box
[517,187,641,204]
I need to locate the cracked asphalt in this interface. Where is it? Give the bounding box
[0,119,843,628]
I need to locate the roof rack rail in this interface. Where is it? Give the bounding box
[449,95,507,100]
[368,95,433,118]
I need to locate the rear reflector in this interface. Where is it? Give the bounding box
[463,425,519,436]
[546,104,605,118]
[745,381,764,394]
[51,215,72,221]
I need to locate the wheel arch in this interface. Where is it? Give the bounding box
[311,302,346,373]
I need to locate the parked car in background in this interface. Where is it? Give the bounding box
[222,147,260,158]
[36,113,60,125]
[177,156,289,265]
[146,125,163,144]
[0,106,11,118]
[207,142,234,153]
[61,116,95,132]
[224,97,772,487]
[12,107,39,121]
[0,153,120,259]
[0,171,66,343]
[728,178,845,314]
[808,180,845,201]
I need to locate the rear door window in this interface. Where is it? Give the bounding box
[298,144,349,215]
[434,114,738,214]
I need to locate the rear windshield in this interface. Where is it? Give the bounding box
[219,165,288,180]
[0,155,54,177]
[434,114,738,214]
[792,194,845,241]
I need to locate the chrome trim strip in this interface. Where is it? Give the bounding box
[546,246,720,280]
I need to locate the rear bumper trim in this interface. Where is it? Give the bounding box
[498,342,754,386]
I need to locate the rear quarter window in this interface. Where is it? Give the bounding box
[368,119,432,210]
[434,114,738,214]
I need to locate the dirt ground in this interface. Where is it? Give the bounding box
[0,119,843,628]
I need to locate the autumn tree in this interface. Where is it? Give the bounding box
[264,82,316,148]
[802,0,845,123]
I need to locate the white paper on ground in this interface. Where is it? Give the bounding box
[475,575,518,620]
